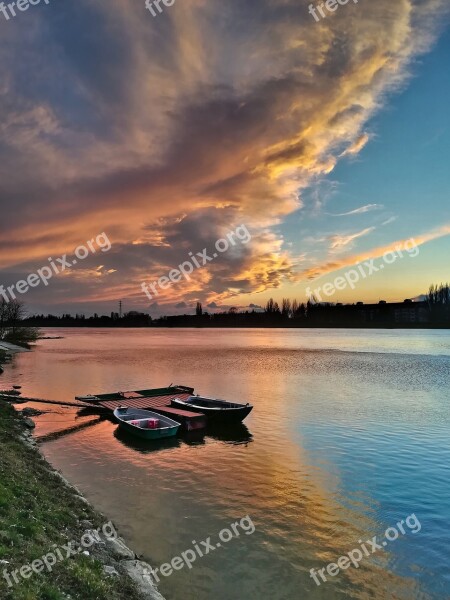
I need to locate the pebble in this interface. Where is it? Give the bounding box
[103,565,120,577]
[79,520,93,529]
[21,408,43,417]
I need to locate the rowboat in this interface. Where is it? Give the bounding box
[171,396,253,423]
[113,407,180,440]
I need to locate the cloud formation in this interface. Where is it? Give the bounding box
[0,0,448,311]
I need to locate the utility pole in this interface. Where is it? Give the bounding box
[119,300,122,319]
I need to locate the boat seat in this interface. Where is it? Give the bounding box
[130,418,160,429]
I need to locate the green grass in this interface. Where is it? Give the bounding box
[0,402,144,600]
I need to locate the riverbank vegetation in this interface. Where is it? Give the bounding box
[0,300,39,347]
[0,402,146,600]
[0,349,7,374]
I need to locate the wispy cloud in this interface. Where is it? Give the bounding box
[339,133,371,157]
[382,216,398,226]
[329,227,376,251]
[328,204,383,217]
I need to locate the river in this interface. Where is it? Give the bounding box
[2,328,450,599]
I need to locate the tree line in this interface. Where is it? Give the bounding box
[15,281,450,330]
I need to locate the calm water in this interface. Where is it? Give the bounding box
[2,328,450,599]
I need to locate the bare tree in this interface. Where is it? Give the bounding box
[281,298,292,318]
[6,299,25,335]
[427,283,450,305]
[0,299,38,344]
[0,299,8,339]
[265,298,275,314]
[427,283,450,324]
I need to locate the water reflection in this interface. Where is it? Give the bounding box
[114,427,182,453]
[36,416,104,444]
[113,422,253,453]
[76,406,111,418]
[2,329,450,599]
[205,422,253,445]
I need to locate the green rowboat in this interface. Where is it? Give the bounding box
[113,407,180,440]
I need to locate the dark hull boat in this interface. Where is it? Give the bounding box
[113,407,180,440]
[171,396,253,423]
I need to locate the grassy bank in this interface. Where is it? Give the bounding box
[2,327,40,347]
[0,402,146,600]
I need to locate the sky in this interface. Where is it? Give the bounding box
[0,0,449,317]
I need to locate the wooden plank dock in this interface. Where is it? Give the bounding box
[0,395,93,409]
[0,389,195,415]
[0,386,208,433]
[92,389,207,432]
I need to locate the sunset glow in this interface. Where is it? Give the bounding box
[1,0,449,316]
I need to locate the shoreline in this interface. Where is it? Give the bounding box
[0,388,165,600]
[0,342,28,375]
[0,341,32,353]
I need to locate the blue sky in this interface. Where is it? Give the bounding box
[269,25,450,307]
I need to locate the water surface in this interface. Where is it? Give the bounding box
[2,328,450,599]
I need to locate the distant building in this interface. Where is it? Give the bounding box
[356,300,429,325]
[392,301,429,324]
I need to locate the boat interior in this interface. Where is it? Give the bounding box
[186,397,244,409]
[118,410,177,428]
[132,418,156,429]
